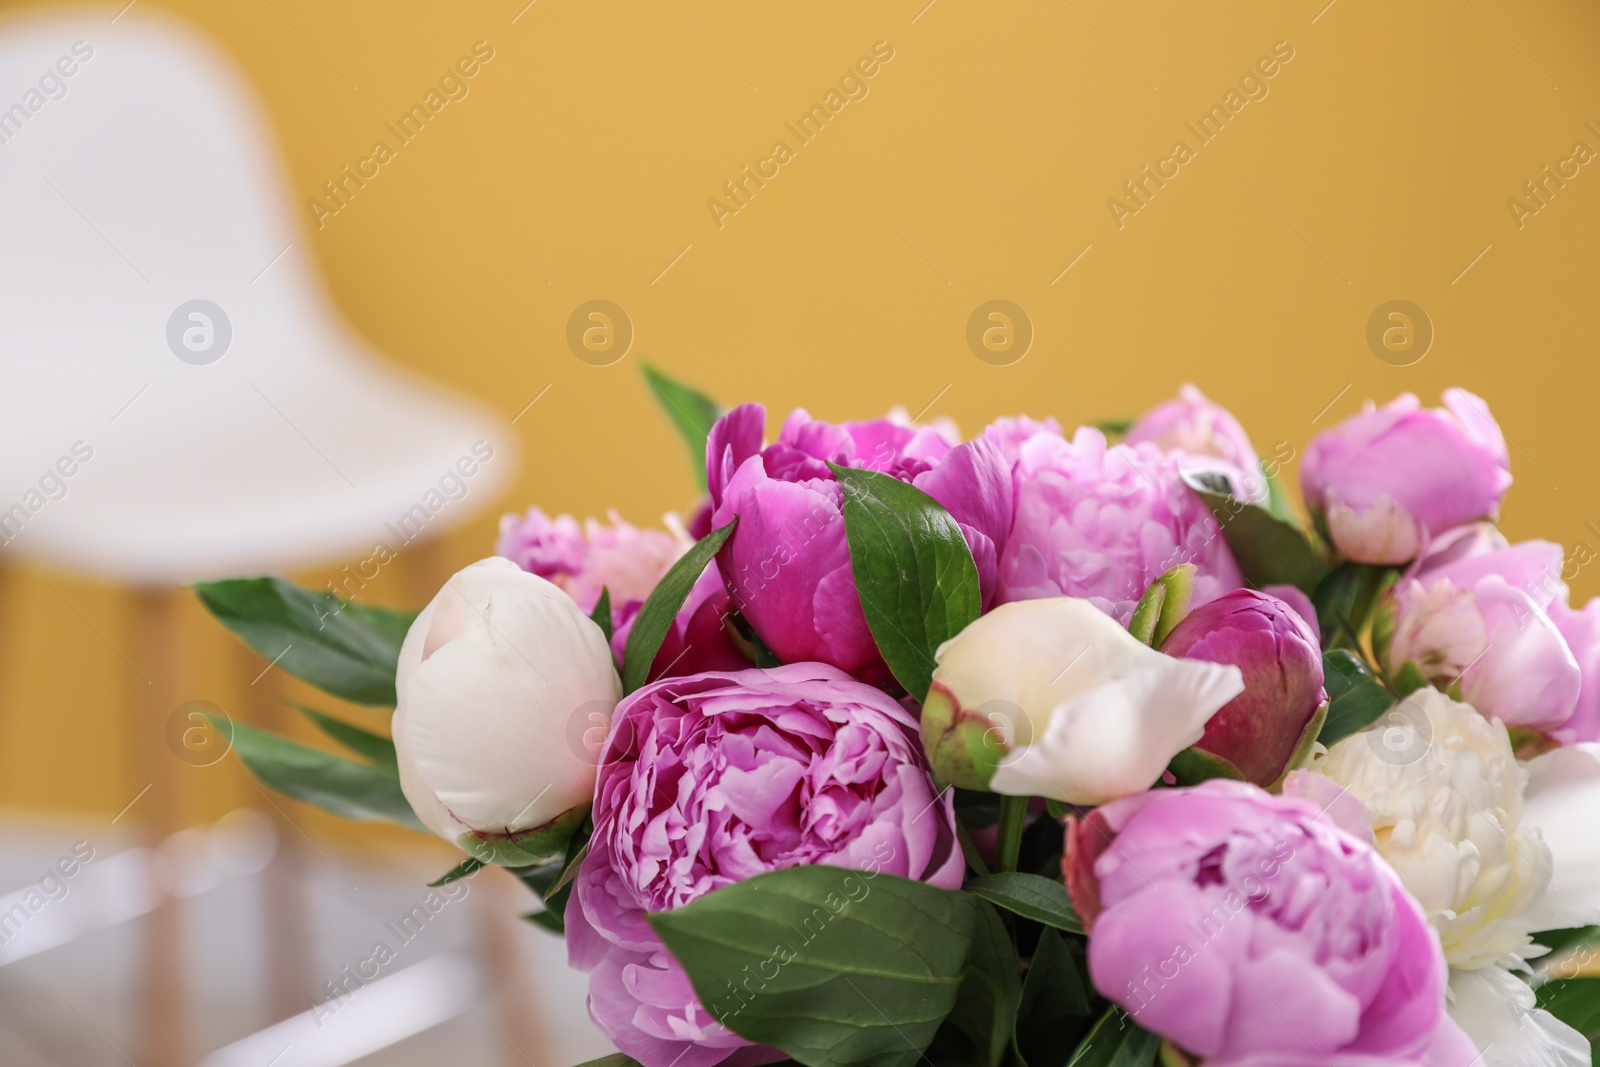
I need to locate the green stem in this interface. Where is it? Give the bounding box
[994,795,1029,873]
[955,820,991,878]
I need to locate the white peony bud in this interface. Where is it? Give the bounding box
[393,557,621,866]
[920,597,1243,805]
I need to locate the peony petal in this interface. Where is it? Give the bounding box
[1445,964,1589,1067]
[395,559,619,841]
[1517,742,1600,932]
[992,652,1243,804]
[1461,576,1581,732]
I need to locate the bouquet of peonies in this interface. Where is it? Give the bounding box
[199,370,1600,1067]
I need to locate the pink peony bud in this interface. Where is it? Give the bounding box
[1301,389,1511,564]
[1158,589,1326,786]
[1125,383,1261,477]
[1377,523,1581,738]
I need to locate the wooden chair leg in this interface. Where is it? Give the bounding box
[134,586,185,1067]
[478,867,550,1067]
[235,644,316,1023]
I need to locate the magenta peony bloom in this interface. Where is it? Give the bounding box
[1301,389,1511,564]
[1378,523,1582,738]
[990,424,1243,624]
[567,664,963,1067]
[496,506,688,615]
[1159,589,1327,787]
[609,561,749,684]
[706,404,1012,682]
[1065,780,1463,1067]
[1125,384,1261,477]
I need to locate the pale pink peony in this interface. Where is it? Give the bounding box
[990,424,1243,623]
[1125,383,1261,476]
[495,507,688,615]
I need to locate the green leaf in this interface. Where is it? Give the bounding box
[643,362,721,491]
[829,464,982,702]
[1391,659,1430,699]
[1313,564,1396,652]
[589,587,613,643]
[965,872,1084,935]
[293,704,398,770]
[515,857,573,935]
[523,908,565,935]
[929,901,1020,1067]
[429,857,484,886]
[649,866,978,1067]
[1535,976,1600,1045]
[1128,565,1195,648]
[1179,469,1326,593]
[1015,928,1092,1067]
[544,835,592,902]
[1166,746,1246,787]
[1275,701,1328,786]
[622,520,736,692]
[221,718,423,830]
[1066,1009,1161,1067]
[1318,650,1395,747]
[194,577,414,706]
[1094,418,1133,437]
[1534,926,1600,955]
[1261,463,1297,524]
[571,1056,644,1067]
[459,805,587,868]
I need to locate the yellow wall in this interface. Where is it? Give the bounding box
[6,0,1600,841]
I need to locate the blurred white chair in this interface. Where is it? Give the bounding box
[0,9,517,1065]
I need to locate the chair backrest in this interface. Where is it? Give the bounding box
[0,9,514,581]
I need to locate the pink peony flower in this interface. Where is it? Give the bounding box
[1301,389,1511,564]
[495,506,688,615]
[706,405,1012,683]
[990,424,1243,624]
[567,664,963,1067]
[1065,780,1466,1067]
[1379,523,1582,738]
[1125,384,1261,477]
[982,414,1064,467]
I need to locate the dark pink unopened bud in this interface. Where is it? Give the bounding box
[1159,588,1326,786]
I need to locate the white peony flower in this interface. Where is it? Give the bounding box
[920,597,1244,805]
[1298,688,1600,1067]
[393,557,622,866]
